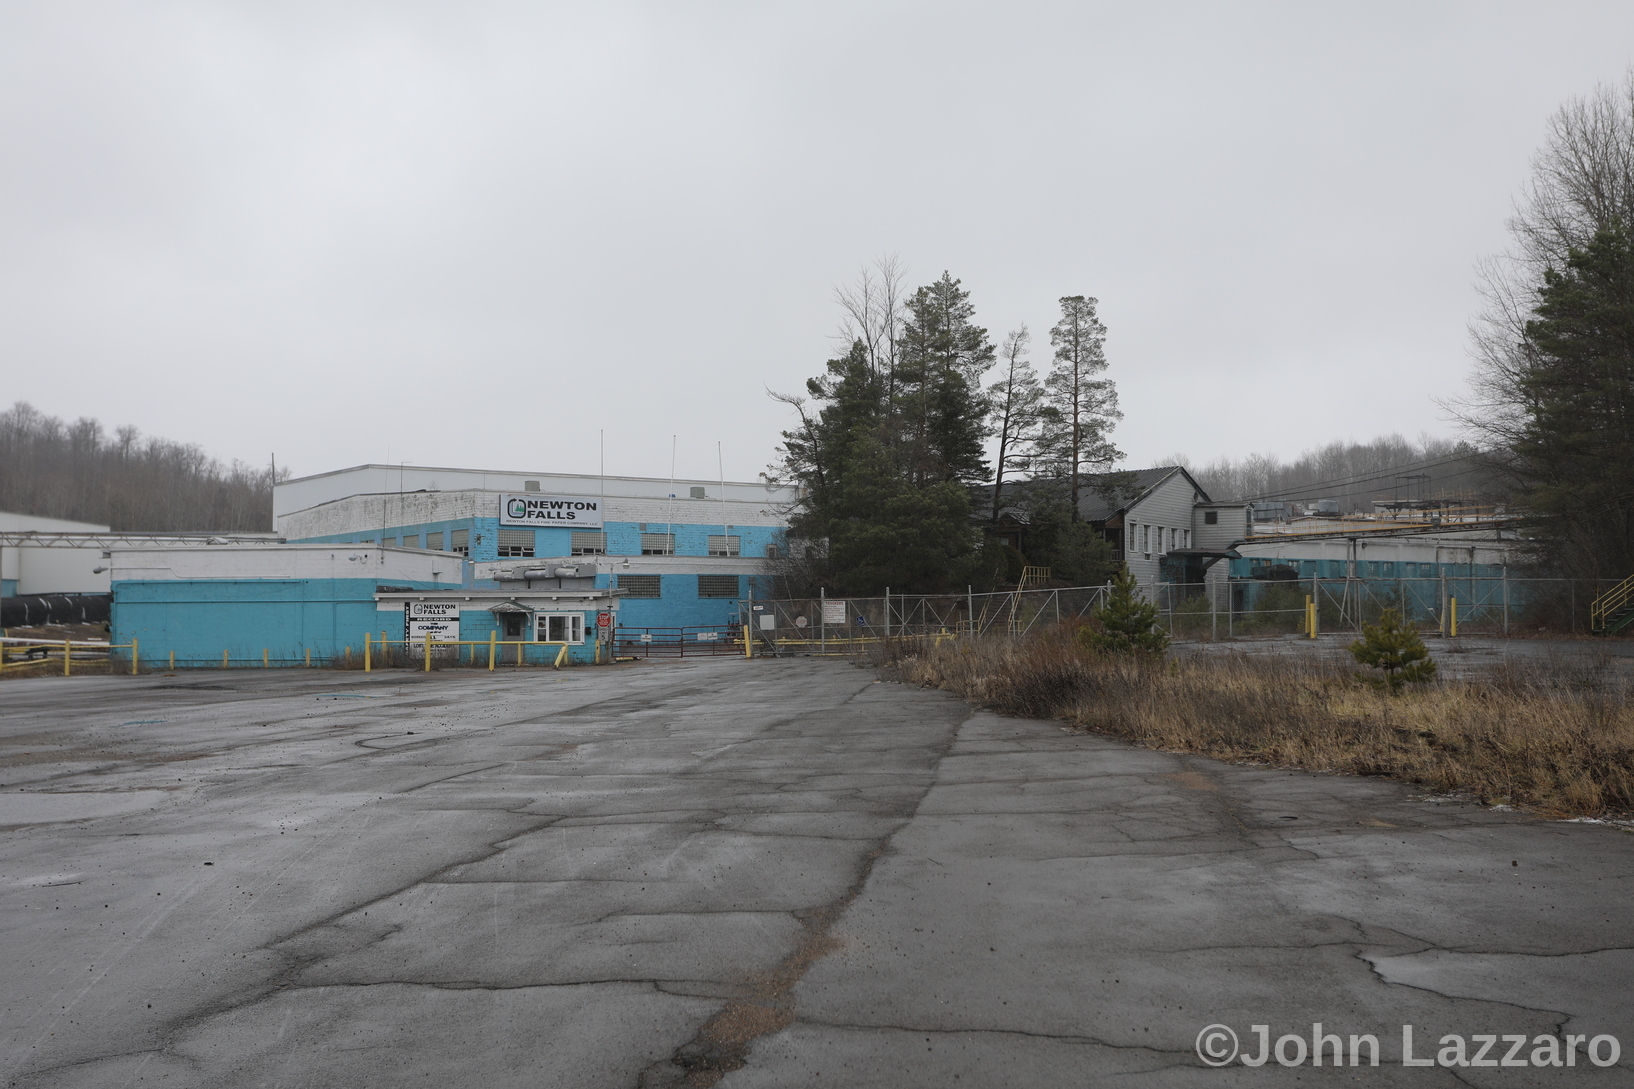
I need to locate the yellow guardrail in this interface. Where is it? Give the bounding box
[0,637,138,675]
[362,631,576,671]
[1591,573,1634,633]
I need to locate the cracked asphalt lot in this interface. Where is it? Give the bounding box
[1,658,1629,1086]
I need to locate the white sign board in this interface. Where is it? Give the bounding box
[499,494,603,528]
[405,601,461,644]
[821,600,847,625]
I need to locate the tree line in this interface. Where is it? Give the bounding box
[772,259,1125,595]
[1455,70,1634,579]
[0,402,281,533]
[1176,434,1489,514]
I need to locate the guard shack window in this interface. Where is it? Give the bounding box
[537,614,584,644]
[571,531,606,556]
[497,529,535,558]
[706,535,741,557]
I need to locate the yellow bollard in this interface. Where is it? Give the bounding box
[263,648,269,668]
[64,638,71,677]
[131,638,139,676]
[1450,597,1458,638]
[344,646,350,666]
[516,640,523,667]
[223,649,230,669]
[423,631,432,672]
[305,648,310,667]
[169,650,175,671]
[488,630,496,671]
[364,632,372,673]
[554,642,568,668]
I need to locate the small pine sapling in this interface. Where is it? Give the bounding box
[1349,608,1437,691]
[1079,567,1170,657]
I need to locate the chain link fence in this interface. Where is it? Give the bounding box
[742,575,1627,652]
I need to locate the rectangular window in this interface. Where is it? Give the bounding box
[706,534,741,557]
[617,574,661,598]
[497,528,535,558]
[698,574,740,598]
[537,613,584,644]
[1204,510,1219,525]
[383,537,397,547]
[570,531,607,555]
[401,534,419,549]
[426,531,444,551]
[1140,525,1149,554]
[450,529,469,556]
[640,532,675,555]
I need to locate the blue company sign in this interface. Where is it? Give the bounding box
[499,494,603,528]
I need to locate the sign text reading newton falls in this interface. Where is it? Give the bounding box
[499,495,603,528]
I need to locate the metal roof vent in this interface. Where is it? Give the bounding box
[524,480,540,492]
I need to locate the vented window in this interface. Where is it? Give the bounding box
[617,574,662,598]
[426,531,444,551]
[401,534,419,549]
[497,529,534,558]
[571,531,607,556]
[450,529,469,556]
[765,543,781,559]
[698,575,740,599]
[382,537,397,547]
[640,533,675,555]
[706,535,741,557]
[1203,510,1218,525]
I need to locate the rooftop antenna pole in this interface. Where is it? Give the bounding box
[269,452,276,532]
[718,441,728,541]
[667,435,677,550]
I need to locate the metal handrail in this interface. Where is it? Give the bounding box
[1590,573,1634,632]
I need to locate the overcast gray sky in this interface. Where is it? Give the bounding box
[4,2,1633,484]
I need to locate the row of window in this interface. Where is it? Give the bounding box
[615,574,741,599]
[1133,525,1191,557]
[365,529,759,559]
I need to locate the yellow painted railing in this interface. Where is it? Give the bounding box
[0,637,138,675]
[362,632,576,671]
[1591,573,1634,633]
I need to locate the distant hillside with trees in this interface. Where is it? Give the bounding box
[0,402,281,532]
[1174,435,1492,513]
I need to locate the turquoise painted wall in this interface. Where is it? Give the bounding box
[112,578,445,666]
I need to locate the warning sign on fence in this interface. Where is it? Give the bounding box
[821,600,847,625]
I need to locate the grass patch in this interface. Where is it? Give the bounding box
[874,633,1634,819]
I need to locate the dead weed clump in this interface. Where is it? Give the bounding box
[878,635,1634,819]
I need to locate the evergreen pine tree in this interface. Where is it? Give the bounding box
[1079,567,1169,656]
[1349,608,1437,691]
[1038,296,1123,519]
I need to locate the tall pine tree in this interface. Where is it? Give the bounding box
[1513,221,1634,576]
[895,273,994,487]
[1038,296,1122,519]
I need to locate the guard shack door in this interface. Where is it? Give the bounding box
[500,612,528,640]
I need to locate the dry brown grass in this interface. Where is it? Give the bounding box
[875,634,1634,819]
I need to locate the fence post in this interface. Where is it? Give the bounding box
[424,632,432,672]
[967,585,974,637]
[131,637,139,675]
[64,638,71,676]
[489,630,496,670]
[1502,567,1509,636]
[364,632,371,672]
[884,587,890,639]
